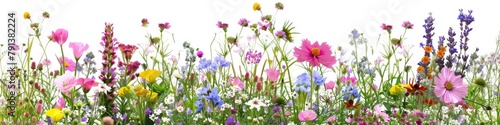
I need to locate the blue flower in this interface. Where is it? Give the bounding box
[295,73,310,86]
[195,99,204,113]
[207,87,224,108]
[312,71,326,86]
[342,85,360,101]
[214,56,231,68]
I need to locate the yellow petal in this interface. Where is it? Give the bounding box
[45,108,64,122]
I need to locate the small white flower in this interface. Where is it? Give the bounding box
[287,122,297,125]
[222,103,232,110]
[194,113,203,121]
[94,120,102,125]
[162,117,171,123]
[252,118,259,123]
[176,106,184,112]
[247,116,252,120]
[258,117,264,121]
[154,109,162,115]
[246,98,266,111]
[241,94,248,99]
[165,95,175,105]
[149,114,157,121]
[0,97,7,107]
[235,99,242,104]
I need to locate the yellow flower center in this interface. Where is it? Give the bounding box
[311,47,320,56]
[445,81,453,90]
[64,61,69,67]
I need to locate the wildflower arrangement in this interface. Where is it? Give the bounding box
[1,3,499,125]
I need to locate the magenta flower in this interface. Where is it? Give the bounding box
[141,18,149,27]
[381,23,393,31]
[118,43,138,63]
[77,78,98,92]
[59,57,76,72]
[341,76,357,85]
[197,51,204,58]
[51,28,68,45]
[275,30,286,38]
[55,97,65,109]
[228,77,244,90]
[433,67,468,103]
[69,42,89,60]
[217,21,229,32]
[158,22,171,31]
[325,81,335,90]
[293,39,337,68]
[54,73,77,92]
[402,21,414,29]
[238,18,249,27]
[265,68,280,82]
[298,110,317,122]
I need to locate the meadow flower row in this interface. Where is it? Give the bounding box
[1,2,499,125]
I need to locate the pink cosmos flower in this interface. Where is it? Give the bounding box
[58,57,76,72]
[275,30,286,38]
[380,23,393,31]
[77,78,98,92]
[69,42,89,59]
[298,110,317,122]
[325,116,336,123]
[293,39,337,68]
[55,97,66,110]
[434,67,468,103]
[228,77,244,90]
[325,81,335,90]
[41,59,51,66]
[264,68,280,82]
[51,29,69,45]
[54,73,77,92]
[374,104,390,122]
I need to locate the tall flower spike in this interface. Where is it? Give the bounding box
[98,23,119,117]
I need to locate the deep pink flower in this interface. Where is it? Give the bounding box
[298,110,317,122]
[228,77,244,90]
[59,57,76,72]
[217,21,229,31]
[433,67,468,103]
[293,39,336,68]
[54,73,77,92]
[77,78,98,92]
[325,81,335,90]
[381,23,393,31]
[55,97,66,110]
[69,42,89,59]
[118,43,138,63]
[158,22,171,31]
[258,22,270,31]
[51,28,68,45]
[265,68,280,82]
[141,18,149,27]
[341,76,357,85]
[402,21,414,29]
[197,51,204,58]
[36,103,43,113]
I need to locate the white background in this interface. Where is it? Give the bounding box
[1,0,499,80]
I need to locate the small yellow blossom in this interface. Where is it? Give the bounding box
[253,3,261,11]
[390,83,406,95]
[146,91,158,103]
[45,108,64,122]
[135,89,150,97]
[118,86,133,97]
[139,69,162,83]
[24,12,31,19]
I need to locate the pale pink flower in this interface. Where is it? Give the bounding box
[325,116,336,123]
[264,68,280,82]
[41,59,51,66]
[298,110,317,122]
[434,67,468,103]
[58,57,76,72]
[374,104,390,122]
[51,28,68,45]
[54,73,77,92]
[69,42,89,59]
[325,81,335,90]
[228,77,244,90]
[293,39,337,68]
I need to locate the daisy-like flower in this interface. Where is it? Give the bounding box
[246,98,266,111]
[54,73,77,92]
[298,110,317,122]
[293,39,337,68]
[164,94,175,104]
[59,57,76,72]
[434,67,469,103]
[402,21,414,29]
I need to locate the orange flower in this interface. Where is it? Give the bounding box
[417,66,424,73]
[423,99,438,105]
[421,56,430,64]
[344,99,360,109]
[437,51,445,58]
[424,46,432,53]
[403,79,427,96]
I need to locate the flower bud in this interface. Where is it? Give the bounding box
[256,82,262,91]
[31,62,36,70]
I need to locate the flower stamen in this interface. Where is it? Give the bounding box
[311,47,320,56]
[445,81,453,90]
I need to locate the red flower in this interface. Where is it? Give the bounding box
[344,99,360,109]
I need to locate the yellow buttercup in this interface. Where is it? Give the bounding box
[139,69,162,83]
[45,108,65,122]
